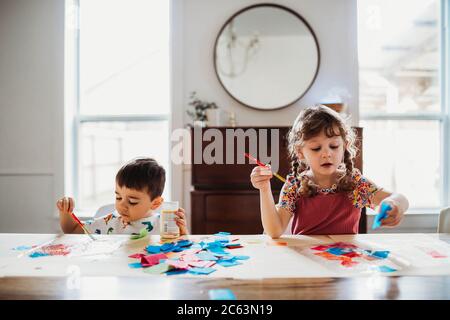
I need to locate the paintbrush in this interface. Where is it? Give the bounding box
[70,212,96,241]
[244,152,286,183]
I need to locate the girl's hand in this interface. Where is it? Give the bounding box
[380,199,403,228]
[56,197,74,215]
[175,207,189,236]
[250,165,273,191]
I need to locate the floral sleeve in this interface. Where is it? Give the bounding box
[350,169,380,209]
[276,173,299,215]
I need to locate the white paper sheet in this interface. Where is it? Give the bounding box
[1,233,449,279]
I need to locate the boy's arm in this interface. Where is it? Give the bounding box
[57,197,84,234]
[372,189,409,227]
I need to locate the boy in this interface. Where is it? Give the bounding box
[57,158,188,235]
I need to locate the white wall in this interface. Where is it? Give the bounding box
[0,0,436,234]
[0,0,64,233]
[180,0,359,126]
[175,0,359,228]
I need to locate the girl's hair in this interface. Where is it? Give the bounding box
[287,104,358,196]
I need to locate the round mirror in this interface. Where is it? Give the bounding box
[214,4,320,110]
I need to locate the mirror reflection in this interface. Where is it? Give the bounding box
[214,4,320,110]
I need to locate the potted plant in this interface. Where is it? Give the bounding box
[186,91,218,127]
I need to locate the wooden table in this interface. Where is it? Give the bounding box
[0,233,449,300]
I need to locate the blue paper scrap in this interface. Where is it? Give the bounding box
[128,262,143,269]
[196,252,219,261]
[188,267,217,275]
[166,269,189,276]
[326,247,350,256]
[217,260,242,267]
[13,245,32,251]
[209,289,236,300]
[370,251,390,259]
[377,265,397,273]
[29,252,50,258]
[146,245,161,254]
[234,255,250,260]
[214,232,231,236]
[372,203,392,230]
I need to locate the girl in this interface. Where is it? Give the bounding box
[250,105,408,238]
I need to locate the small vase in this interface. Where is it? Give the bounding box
[194,120,207,128]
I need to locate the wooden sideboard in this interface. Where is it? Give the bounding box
[191,126,364,234]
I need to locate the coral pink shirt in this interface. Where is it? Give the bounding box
[291,193,361,235]
[277,169,379,235]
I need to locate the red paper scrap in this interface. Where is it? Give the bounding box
[141,253,168,267]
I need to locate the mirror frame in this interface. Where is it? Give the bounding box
[213,3,321,111]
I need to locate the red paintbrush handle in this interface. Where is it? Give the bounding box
[70,213,83,226]
[244,153,267,168]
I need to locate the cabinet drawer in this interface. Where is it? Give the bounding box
[205,194,261,222]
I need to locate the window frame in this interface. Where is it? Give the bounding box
[69,0,172,211]
[358,0,450,214]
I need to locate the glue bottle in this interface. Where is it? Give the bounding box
[160,201,180,239]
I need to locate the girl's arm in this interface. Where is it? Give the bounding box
[372,189,409,227]
[251,166,292,238]
[259,188,292,238]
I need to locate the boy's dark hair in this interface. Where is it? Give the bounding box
[116,158,166,200]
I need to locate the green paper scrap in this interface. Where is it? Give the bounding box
[143,263,172,274]
[208,289,236,300]
[130,228,148,240]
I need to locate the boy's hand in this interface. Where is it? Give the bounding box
[380,199,403,228]
[250,165,273,191]
[56,197,74,215]
[175,207,188,236]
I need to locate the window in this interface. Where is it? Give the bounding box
[358,0,448,212]
[67,0,171,211]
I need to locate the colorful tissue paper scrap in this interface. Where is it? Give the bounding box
[188,267,217,275]
[208,289,236,300]
[128,262,143,269]
[29,252,50,258]
[143,263,172,274]
[13,245,33,251]
[127,233,250,276]
[28,244,71,258]
[376,265,397,273]
[428,250,448,259]
[267,241,288,246]
[311,242,394,270]
[217,260,242,267]
[146,245,161,254]
[214,232,231,236]
[130,227,148,240]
